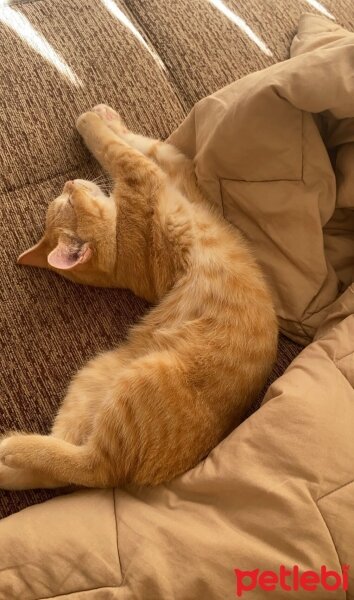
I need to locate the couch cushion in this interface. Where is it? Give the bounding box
[0,0,183,518]
[125,0,354,109]
[0,0,185,192]
[0,0,324,519]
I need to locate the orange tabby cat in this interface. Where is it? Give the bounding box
[0,105,278,490]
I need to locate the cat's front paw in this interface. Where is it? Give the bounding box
[92,104,118,121]
[92,104,128,133]
[76,111,101,135]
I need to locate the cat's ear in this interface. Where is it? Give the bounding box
[17,237,93,270]
[47,240,93,270]
[17,237,50,268]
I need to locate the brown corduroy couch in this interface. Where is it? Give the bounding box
[0,0,351,522]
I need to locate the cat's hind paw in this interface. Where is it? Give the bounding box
[0,434,24,468]
[0,463,28,490]
[0,433,42,470]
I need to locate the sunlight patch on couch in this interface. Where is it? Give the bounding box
[207,0,273,57]
[100,0,166,70]
[0,0,82,86]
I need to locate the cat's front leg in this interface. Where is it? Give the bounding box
[90,104,195,186]
[91,103,129,136]
[76,111,117,172]
[77,111,160,186]
[91,104,160,156]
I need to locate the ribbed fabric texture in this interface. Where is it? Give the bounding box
[1,0,351,517]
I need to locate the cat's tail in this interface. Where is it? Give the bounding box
[0,434,113,488]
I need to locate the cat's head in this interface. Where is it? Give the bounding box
[18,179,117,286]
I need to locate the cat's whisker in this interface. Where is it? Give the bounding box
[91,176,108,186]
[95,180,112,190]
[98,181,111,188]
[88,169,105,180]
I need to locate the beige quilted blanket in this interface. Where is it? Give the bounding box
[169,13,354,344]
[0,13,353,600]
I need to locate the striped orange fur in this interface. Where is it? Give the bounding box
[0,105,278,490]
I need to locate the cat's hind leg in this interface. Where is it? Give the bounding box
[0,434,112,488]
[51,347,130,445]
[0,385,94,489]
[0,349,129,490]
[0,389,99,489]
[0,461,63,490]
